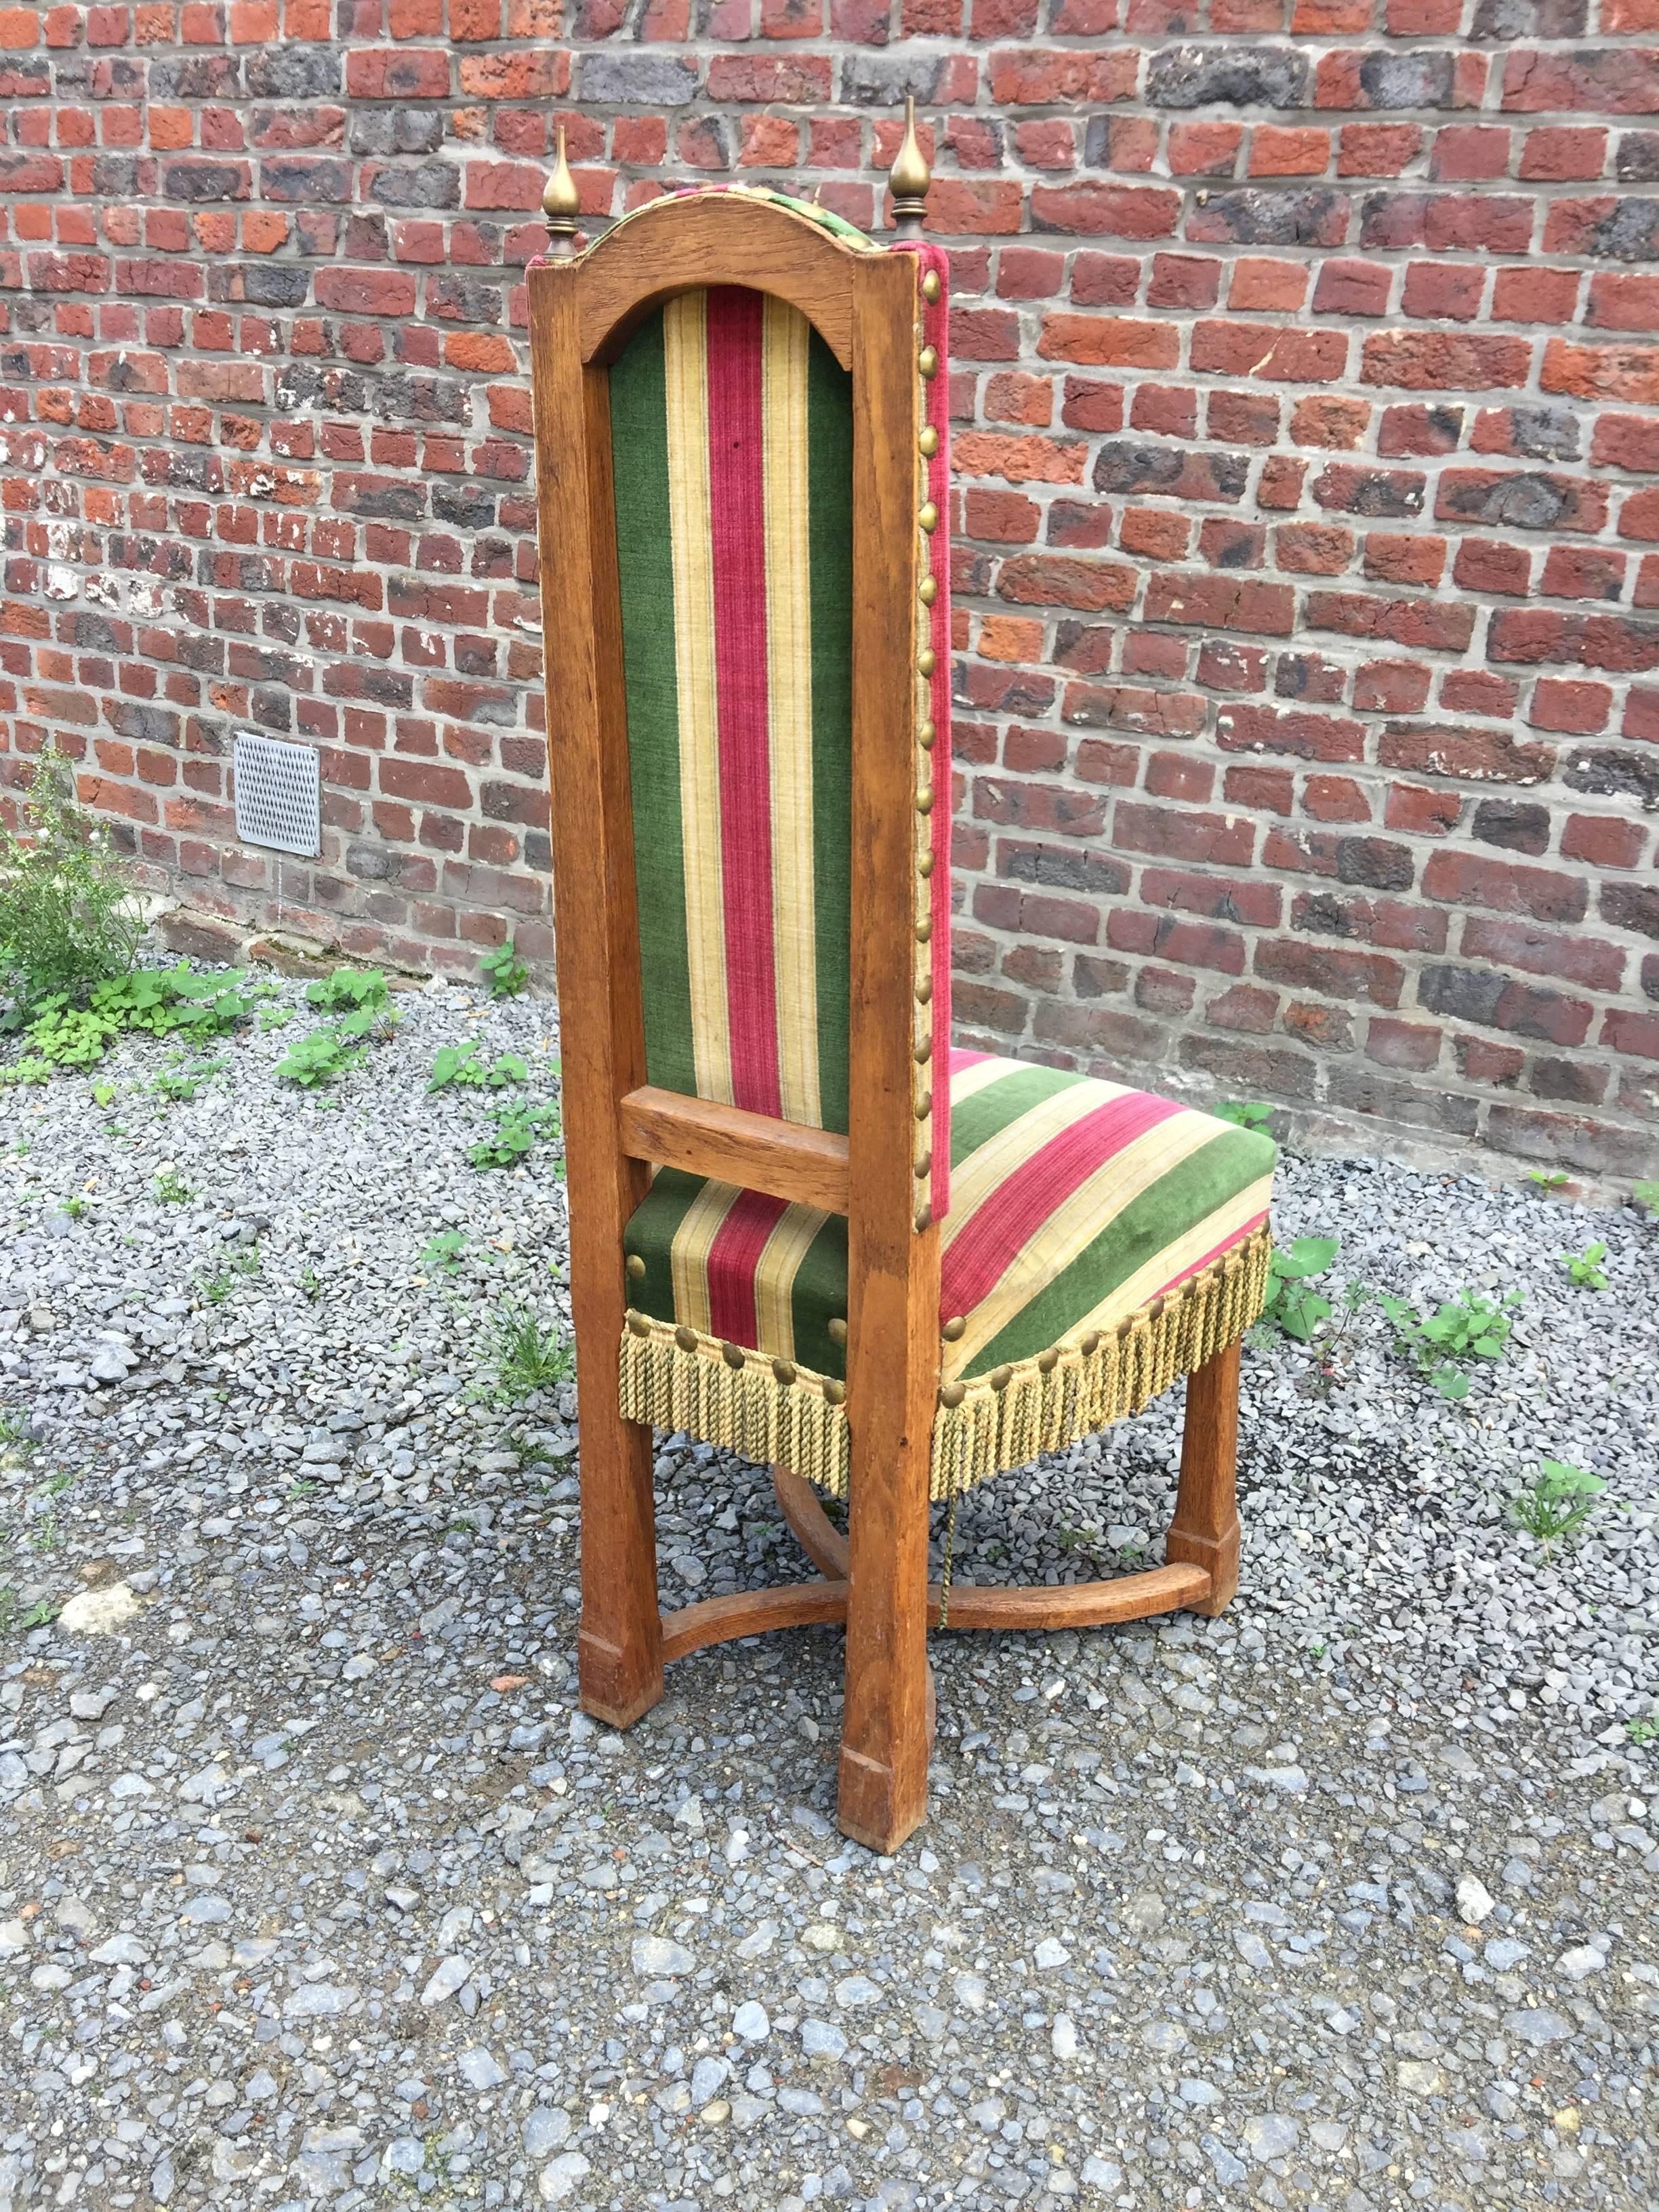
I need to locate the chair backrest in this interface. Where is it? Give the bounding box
[607,281,856,1136]
[529,186,951,1422]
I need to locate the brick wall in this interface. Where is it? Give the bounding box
[3,3,1657,1181]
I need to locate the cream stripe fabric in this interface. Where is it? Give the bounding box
[752,1198,830,1364]
[669,1176,741,1338]
[760,295,820,1127]
[943,1079,1130,1240]
[663,291,733,1107]
[946,1111,1227,1373]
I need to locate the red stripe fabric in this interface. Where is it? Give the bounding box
[706,1186,791,1347]
[1157,1210,1272,1300]
[705,287,782,1119]
[940,1091,1183,1318]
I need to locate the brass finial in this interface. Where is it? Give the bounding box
[889,94,930,239]
[543,121,580,257]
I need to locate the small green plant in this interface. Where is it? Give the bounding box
[1559,1242,1609,1291]
[298,1265,322,1301]
[92,1080,116,1107]
[468,1099,562,1171]
[0,1408,28,1450]
[199,1269,233,1305]
[276,1026,367,1090]
[1261,1236,1340,1343]
[230,1246,261,1277]
[0,1589,57,1637]
[491,1298,574,1399]
[1378,1285,1521,1401]
[258,1002,292,1030]
[1509,1458,1607,1550]
[288,1478,318,1500]
[1626,1717,1658,1746]
[478,939,528,998]
[428,1042,528,1093]
[1529,1168,1570,1192]
[64,1195,86,1220]
[0,740,143,1009]
[1215,1099,1274,1131]
[419,1230,468,1275]
[152,1052,227,1103]
[1635,1179,1659,1216]
[154,1168,190,1205]
[304,967,392,1031]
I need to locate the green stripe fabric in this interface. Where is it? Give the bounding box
[805,321,853,1135]
[609,312,696,1100]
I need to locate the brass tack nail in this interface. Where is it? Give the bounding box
[914,1149,931,1179]
[919,573,937,607]
[914,1037,932,1063]
[626,1253,646,1279]
[922,268,941,304]
[827,1317,848,1346]
[824,1378,846,1407]
[918,498,939,533]
[916,785,933,815]
[918,644,936,678]
[942,1315,966,1342]
[989,1364,1012,1392]
[674,1324,698,1354]
[919,424,939,458]
[939,1380,966,1409]
[1080,1330,1101,1357]
[914,1090,932,1120]
[916,915,933,943]
[918,344,939,379]
[721,1339,745,1370]
[626,1309,651,1338]
[918,850,935,878]
[1038,1348,1059,1375]
[772,1357,796,1386]
[918,718,937,747]
[914,1203,932,1233]
[915,975,933,1004]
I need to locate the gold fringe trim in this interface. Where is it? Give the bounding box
[615,1225,1271,1506]
[619,1319,852,1498]
[928,1225,1271,1502]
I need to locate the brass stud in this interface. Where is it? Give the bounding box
[674,1324,699,1354]
[919,573,937,608]
[989,1364,1012,1392]
[914,1149,931,1179]
[915,975,933,1004]
[918,719,935,752]
[626,1252,646,1280]
[918,850,935,878]
[1038,1347,1059,1375]
[1080,1330,1101,1357]
[922,268,941,304]
[939,1380,966,1409]
[914,1203,932,1233]
[824,1378,846,1407]
[916,785,933,815]
[721,1339,745,1370]
[914,1090,932,1120]
[772,1357,796,1387]
[919,424,939,459]
[626,1309,651,1338]
[918,499,939,533]
[918,644,936,678]
[914,1037,932,1063]
[918,344,939,380]
[916,915,933,943]
[827,1317,848,1346]
[942,1315,966,1342]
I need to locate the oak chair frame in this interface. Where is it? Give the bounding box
[528,187,1242,1856]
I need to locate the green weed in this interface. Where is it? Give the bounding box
[1214,1099,1275,1131]
[64,1195,86,1220]
[419,1230,468,1275]
[491,1299,574,1399]
[478,939,528,998]
[468,1099,561,1171]
[1261,1236,1340,1342]
[92,1080,116,1107]
[0,740,143,1008]
[154,1168,190,1205]
[0,1589,57,1637]
[304,968,392,1034]
[428,1042,528,1093]
[1626,1717,1658,1746]
[1529,1168,1570,1192]
[1560,1242,1609,1291]
[1509,1459,1607,1551]
[276,1026,367,1090]
[1635,1179,1659,1216]
[1378,1285,1521,1401]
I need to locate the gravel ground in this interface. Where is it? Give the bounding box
[1,958,1656,2212]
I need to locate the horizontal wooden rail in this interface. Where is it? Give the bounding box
[619,1086,851,1215]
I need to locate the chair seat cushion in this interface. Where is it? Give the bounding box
[620,1050,1275,1496]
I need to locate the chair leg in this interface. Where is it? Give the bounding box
[1166,1338,1242,1617]
[577,1405,665,1729]
[836,1425,933,1854]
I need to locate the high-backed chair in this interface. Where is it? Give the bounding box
[528,113,1277,1854]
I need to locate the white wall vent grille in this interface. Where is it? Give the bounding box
[234,733,321,858]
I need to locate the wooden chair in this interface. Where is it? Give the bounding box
[527,114,1277,1855]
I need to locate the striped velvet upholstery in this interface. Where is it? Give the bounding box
[609,287,856,1135]
[623,1050,1275,1486]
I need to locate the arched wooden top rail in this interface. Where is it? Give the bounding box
[528,192,884,370]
